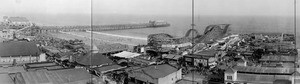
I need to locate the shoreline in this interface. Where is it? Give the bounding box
[57,31,147,46]
[86,31,147,40]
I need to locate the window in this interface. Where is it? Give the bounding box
[227,76,232,80]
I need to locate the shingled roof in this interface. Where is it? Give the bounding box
[0,41,39,57]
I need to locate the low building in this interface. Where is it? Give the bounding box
[10,68,103,84]
[184,54,217,68]
[224,66,300,84]
[184,50,218,68]
[127,64,182,84]
[0,41,41,66]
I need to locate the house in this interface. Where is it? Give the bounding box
[224,66,300,84]
[224,68,237,83]
[127,64,182,84]
[10,68,103,84]
[0,41,42,66]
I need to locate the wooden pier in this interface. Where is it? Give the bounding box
[38,21,170,33]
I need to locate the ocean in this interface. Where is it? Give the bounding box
[23,14,300,47]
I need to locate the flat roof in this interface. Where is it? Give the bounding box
[19,68,99,84]
[259,56,296,62]
[233,66,295,74]
[233,73,290,84]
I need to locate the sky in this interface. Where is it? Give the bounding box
[96,0,297,16]
[0,0,91,15]
[0,0,298,17]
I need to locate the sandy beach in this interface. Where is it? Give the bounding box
[50,31,147,47]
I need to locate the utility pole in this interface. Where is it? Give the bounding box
[191,0,195,84]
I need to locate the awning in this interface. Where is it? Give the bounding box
[112,51,141,58]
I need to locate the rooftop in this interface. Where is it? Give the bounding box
[76,53,114,66]
[128,64,178,83]
[259,56,296,62]
[0,66,25,74]
[112,51,141,58]
[0,41,39,57]
[162,54,182,60]
[233,73,290,84]
[194,50,218,57]
[97,43,128,53]
[233,66,295,74]
[17,68,99,84]
[0,74,14,84]
[225,67,237,73]
[24,62,65,71]
[93,64,125,73]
